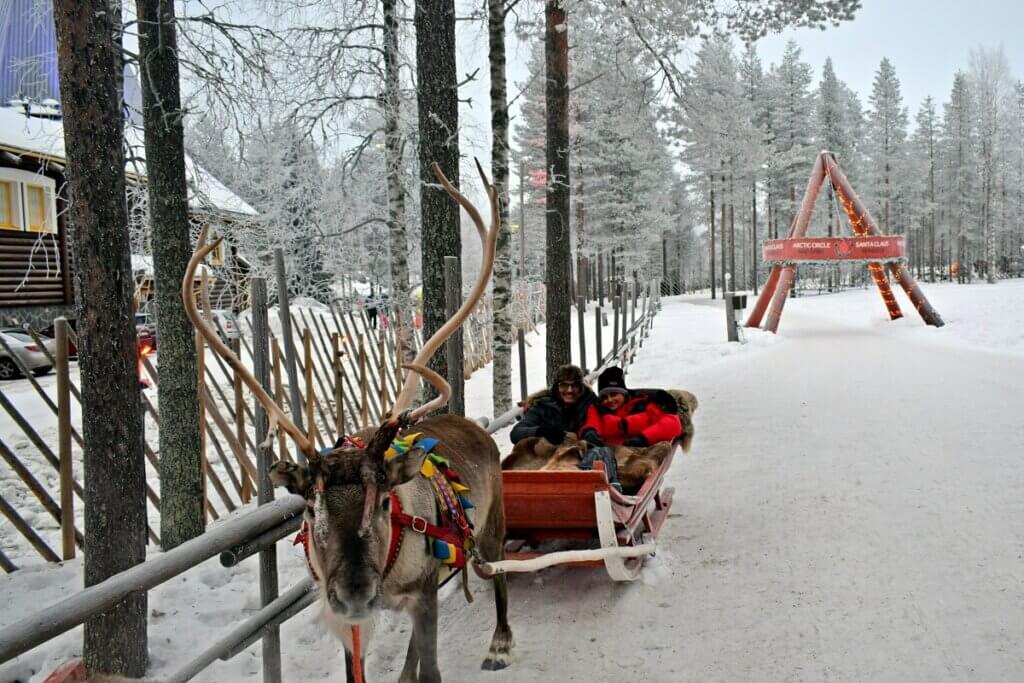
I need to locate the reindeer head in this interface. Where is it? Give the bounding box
[268,418,431,620]
[183,159,498,622]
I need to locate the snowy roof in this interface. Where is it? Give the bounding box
[0,106,257,218]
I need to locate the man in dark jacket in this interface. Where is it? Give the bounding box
[509,364,597,445]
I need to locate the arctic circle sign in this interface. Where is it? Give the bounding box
[762,236,906,263]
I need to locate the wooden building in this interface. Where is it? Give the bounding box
[0,105,257,328]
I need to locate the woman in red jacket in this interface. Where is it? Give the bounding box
[580,366,682,447]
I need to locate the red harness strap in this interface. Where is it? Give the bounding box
[297,488,471,583]
[384,492,467,577]
[294,521,319,582]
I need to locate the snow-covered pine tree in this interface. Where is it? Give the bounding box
[770,40,815,231]
[911,97,940,279]
[865,57,909,235]
[739,43,768,292]
[968,46,1013,283]
[675,34,756,296]
[938,72,977,282]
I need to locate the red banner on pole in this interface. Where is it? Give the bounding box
[762,236,906,263]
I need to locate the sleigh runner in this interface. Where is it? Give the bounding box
[478,439,679,582]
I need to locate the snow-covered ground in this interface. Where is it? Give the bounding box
[2,279,1023,681]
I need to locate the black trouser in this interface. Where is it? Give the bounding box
[577,446,622,492]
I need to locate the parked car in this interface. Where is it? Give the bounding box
[211,310,240,343]
[135,312,157,351]
[38,320,78,358]
[0,330,54,380]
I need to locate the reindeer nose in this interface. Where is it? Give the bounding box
[328,579,378,618]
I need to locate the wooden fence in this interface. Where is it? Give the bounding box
[0,265,658,571]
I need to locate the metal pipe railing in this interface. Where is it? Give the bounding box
[163,578,315,683]
[0,496,304,663]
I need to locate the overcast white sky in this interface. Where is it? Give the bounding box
[455,0,1024,173]
[758,0,1024,117]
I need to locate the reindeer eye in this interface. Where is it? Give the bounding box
[381,497,390,510]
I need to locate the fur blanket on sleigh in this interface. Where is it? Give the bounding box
[502,388,698,493]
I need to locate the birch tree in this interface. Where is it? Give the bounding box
[488,0,513,413]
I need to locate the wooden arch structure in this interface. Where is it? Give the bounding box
[746,151,944,333]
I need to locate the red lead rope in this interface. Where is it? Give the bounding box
[294,523,364,683]
[351,625,363,683]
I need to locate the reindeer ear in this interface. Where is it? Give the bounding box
[384,447,429,489]
[269,461,311,497]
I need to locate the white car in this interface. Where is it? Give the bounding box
[0,329,55,380]
[211,310,240,342]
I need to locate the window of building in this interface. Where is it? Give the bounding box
[0,180,19,229]
[0,169,58,234]
[26,184,56,232]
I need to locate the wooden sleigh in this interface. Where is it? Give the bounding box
[477,440,679,582]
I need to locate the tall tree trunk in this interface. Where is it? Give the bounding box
[709,174,716,299]
[544,1,571,381]
[720,173,727,293]
[481,0,509,411]
[54,1,147,675]
[383,0,412,364]
[415,0,462,397]
[729,173,736,289]
[751,180,758,295]
[488,0,513,414]
[137,0,203,550]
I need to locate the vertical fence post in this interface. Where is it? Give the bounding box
[358,334,369,429]
[595,304,603,368]
[443,256,465,416]
[612,290,620,357]
[517,327,528,403]
[274,248,306,464]
[620,283,628,346]
[250,278,282,683]
[378,329,387,412]
[55,318,74,560]
[332,333,345,436]
[271,340,289,462]
[631,276,638,327]
[303,329,315,446]
[576,296,586,373]
[233,339,250,503]
[196,311,209,522]
[597,252,605,306]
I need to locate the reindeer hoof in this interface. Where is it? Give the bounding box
[481,655,510,671]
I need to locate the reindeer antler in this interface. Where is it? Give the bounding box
[389,159,499,421]
[183,225,319,464]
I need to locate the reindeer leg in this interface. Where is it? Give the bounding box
[479,501,514,670]
[398,624,419,683]
[410,585,441,683]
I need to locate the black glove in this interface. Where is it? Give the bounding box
[537,424,565,444]
[580,428,603,447]
[623,435,648,448]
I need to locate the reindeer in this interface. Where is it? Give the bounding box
[184,162,512,683]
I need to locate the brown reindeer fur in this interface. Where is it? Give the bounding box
[503,437,674,493]
[667,389,698,452]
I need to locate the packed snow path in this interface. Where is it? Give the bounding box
[384,291,1024,682]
